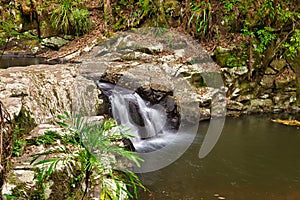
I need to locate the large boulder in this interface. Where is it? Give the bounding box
[0,64,103,124]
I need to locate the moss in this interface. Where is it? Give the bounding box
[13,108,36,136]
[189,73,206,88]
[11,108,36,157]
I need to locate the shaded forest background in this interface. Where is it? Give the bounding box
[0,0,300,98]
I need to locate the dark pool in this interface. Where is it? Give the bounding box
[138,115,300,200]
[0,54,58,69]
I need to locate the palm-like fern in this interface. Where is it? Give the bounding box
[31,112,145,199]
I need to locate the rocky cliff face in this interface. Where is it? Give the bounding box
[217,47,299,116]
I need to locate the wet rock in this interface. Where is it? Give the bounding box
[83,29,223,123]
[199,108,210,121]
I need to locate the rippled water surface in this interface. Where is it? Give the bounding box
[138,115,300,200]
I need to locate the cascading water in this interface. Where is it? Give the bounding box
[98,82,171,151]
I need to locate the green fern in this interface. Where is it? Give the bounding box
[31,113,145,199]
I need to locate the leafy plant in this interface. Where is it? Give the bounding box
[33,131,62,146]
[51,0,90,36]
[72,8,90,35]
[31,113,145,199]
[12,138,27,157]
[188,1,211,37]
[3,194,17,199]
[284,29,300,59]
[0,19,37,48]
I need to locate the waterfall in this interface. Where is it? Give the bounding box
[97,82,167,144]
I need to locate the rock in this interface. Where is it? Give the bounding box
[270,59,287,71]
[214,46,231,67]
[199,108,210,121]
[227,100,245,111]
[249,99,274,113]
[73,75,104,116]
[41,37,69,50]
[260,75,275,89]
[221,66,248,79]
[89,29,224,122]
[235,94,254,103]
[259,93,270,99]
[234,66,248,76]
[196,87,213,107]
[265,67,277,75]
[273,92,297,106]
[64,50,81,60]
[0,64,103,124]
[275,68,296,89]
[25,124,64,140]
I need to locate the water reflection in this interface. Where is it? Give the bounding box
[0,54,58,69]
[139,115,300,200]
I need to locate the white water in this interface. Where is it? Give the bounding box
[98,82,169,150]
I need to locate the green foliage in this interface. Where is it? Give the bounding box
[3,194,17,199]
[188,1,211,37]
[31,113,145,199]
[284,29,300,59]
[226,47,248,67]
[72,8,90,35]
[112,0,156,31]
[135,0,154,22]
[221,0,300,68]
[11,109,35,157]
[226,54,247,67]
[32,131,62,146]
[51,0,90,36]
[254,27,276,53]
[0,19,37,46]
[12,138,27,157]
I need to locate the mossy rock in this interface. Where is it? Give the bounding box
[189,73,206,88]
[270,59,287,71]
[214,46,231,67]
[260,74,275,89]
[275,68,296,89]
